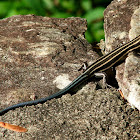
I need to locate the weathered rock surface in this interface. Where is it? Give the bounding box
[104,0,139,50]
[0,15,98,110]
[0,1,140,140]
[104,0,140,110]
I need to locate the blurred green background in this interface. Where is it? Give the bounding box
[0,0,112,43]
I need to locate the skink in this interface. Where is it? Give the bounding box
[0,35,140,116]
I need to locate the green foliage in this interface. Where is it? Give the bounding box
[0,0,112,43]
[83,7,105,42]
[84,7,104,23]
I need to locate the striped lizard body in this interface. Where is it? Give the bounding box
[0,35,140,116]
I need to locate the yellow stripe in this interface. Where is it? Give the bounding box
[84,35,140,75]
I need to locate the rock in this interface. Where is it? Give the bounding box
[104,0,140,110]
[0,1,140,139]
[0,15,98,110]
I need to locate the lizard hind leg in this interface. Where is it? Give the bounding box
[94,72,112,89]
